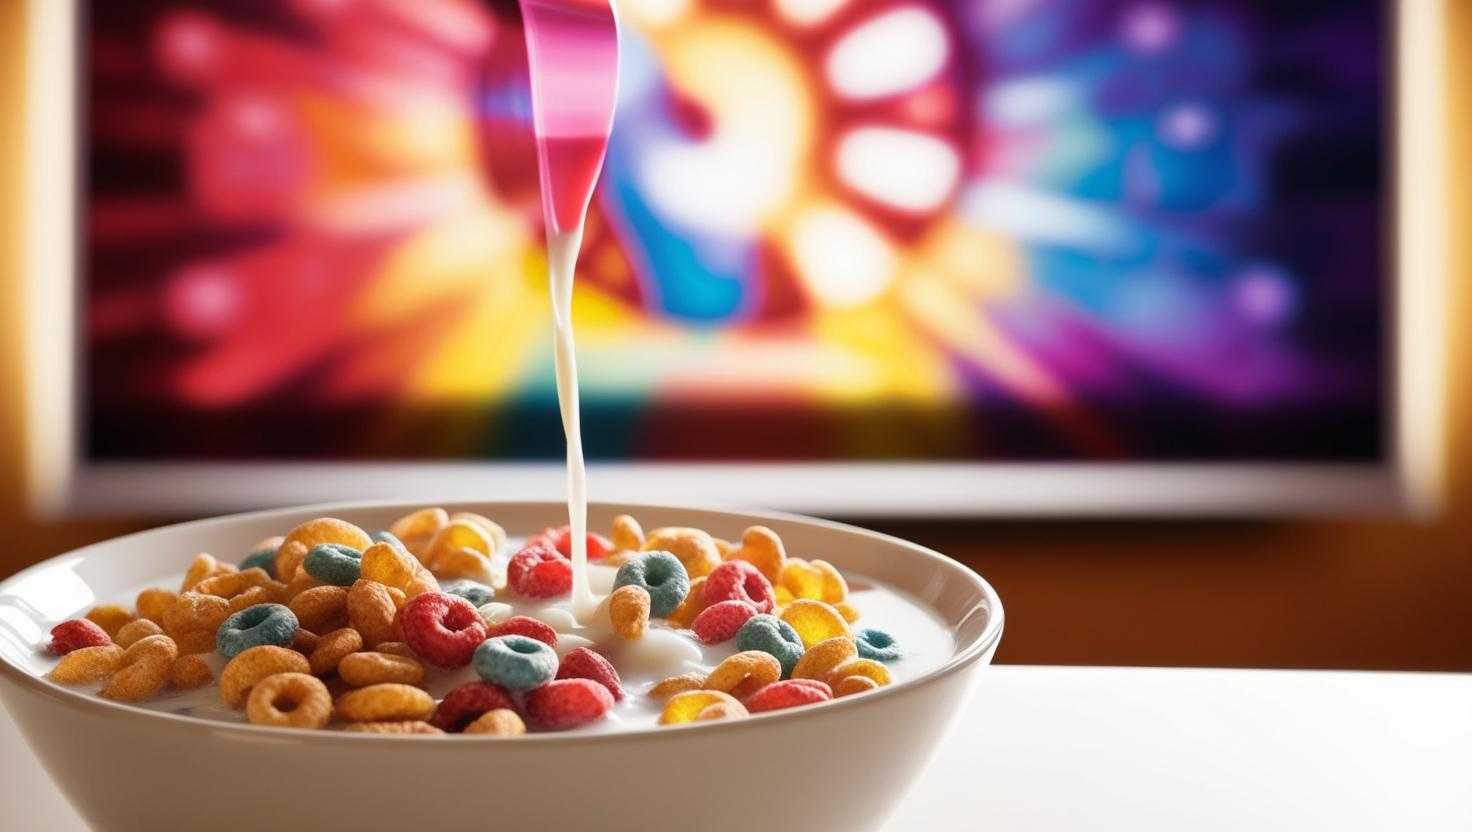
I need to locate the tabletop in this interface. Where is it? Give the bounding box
[3,666,1468,830]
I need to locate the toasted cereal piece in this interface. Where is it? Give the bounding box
[779,600,851,649]
[827,658,891,689]
[388,507,449,556]
[100,635,177,702]
[831,674,880,698]
[335,683,435,723]
[705,651,781,695]
[346,579,399,647]
[308,627,363,677]
[464,709,525,736]
[180,553,234,593]
[274,541,311,585]
[279,518,374,570]
[173,629,219,656]
[50,644,125,684]
[288,585,349,633]
[226,586,272,614]
[195,567,275,600]
[665,575,709,628]
[162,592,231,639]
[608,585,650,640]
[246,672,333,729]
[84,604,135,639]
[609,514,643,553]
[337,652,425,687]
[168,654,214,690]
[221,645,311,707]
[725,526,785,584]
[374,641,416,659]
[448,512,506,554]
[114,618,164,648]
[641,527,720,579]
[658,690,744,725]
[135,588,177,624]
[341,720,443,735]
[694,701,748,722]
[648,672,707,699]
[791,636,857,683]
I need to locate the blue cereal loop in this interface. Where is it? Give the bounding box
[735,614,805,678]
[473,635,558,692]
[613,551,689,618]
[238,548,278,579]
[216,604,299,658]
[444,580,495,607]
[304,543,363,586]
[854,627,902,662]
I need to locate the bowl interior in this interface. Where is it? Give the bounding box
[0,500,1002,734]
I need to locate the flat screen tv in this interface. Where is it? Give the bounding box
[22,0,1447,515]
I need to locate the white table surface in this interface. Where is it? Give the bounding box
[3,666,1468,831]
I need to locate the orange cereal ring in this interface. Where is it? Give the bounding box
[649,672,707,699]
[180,553,234,592]
[361,542,439,597]
[114,618,164,648]
[50,644,124,684]
[335,683,434,723]
[828,658,892,688]
[712,537,734,558]
[388,507,449,554]
[173,629,218,656]
[221,645,311,707]
[274,541,311,584]
[288,585,349,633]
[791,636,858,683]
[725,526,786,584]
[464,708,526,736]
[280,568,323,603]
[705,651,781,695]
[135,588,176,624]
[834,601,860,624]
[665,576,709,628]
[609,514,644,553]
[196,568,276,600]
[341,721,444,735]
[424,520,494,563]
[658,690,744,725]
[695,701,748,722]
[281,517,373,557]
[431,547,493,582]
[246,672,333,730]
[85,604,135,638]
[226,586,272,614]
[448,512,507,554]
[168,654,214,690]
[308,627,363,677]
[291,629,321,655]
[337,651,425,687]
[642,527,721,579]
[162,592,232,638]
[608,585,650,640]
[374,641,416,659]
[101,635,177,702]
[832,674,880,698]
[347,579,400,646]
[780,600,851,649]
[810,560,848,603]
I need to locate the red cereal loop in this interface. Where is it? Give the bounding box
[47,619,112,655]
[506,544,573,599]
[551,526,613,561]
[430,681,518,733]
[398,592,487,668]
[485,616,558,648]
[702,560,776,614]
[524,678,614,730]
[554,646,624,701]
[691,600,759,645]
[744,679,833,713]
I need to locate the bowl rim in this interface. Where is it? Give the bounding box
[0,499,1004,745]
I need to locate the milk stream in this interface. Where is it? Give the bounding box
[547,225,597,618]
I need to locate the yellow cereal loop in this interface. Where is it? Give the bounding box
[780,600,851,648]
[695,701,748,722]
[101,635,177,702]
[431,547,493,582]
[464,709,526,736]
[609,514,644,552]
[810,560,848,603]
[705,651,780,695]
[423,520,494,565]
[50,645,125,684]
[712,537,734,558]
[84,604,135,638]
[389,507,449,554]
[774,586,795,608]
[828,658,892,688]
[246,672,333,730]
[361,542,439,598]
[181,553,233,592]
[274,541,310,584]
[335,683,435,723]
[658,690,744,725]
[648,673,707,699]
[832,675,880,697]
[642,527,721,579]
[725,526,785,584]
[609,585,651,640]
[834,601,860,624]
[447,512,506,554]
[791,636,858,682]
[221,645,311,707]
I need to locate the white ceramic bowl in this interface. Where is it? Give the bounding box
[0,501,1002,832]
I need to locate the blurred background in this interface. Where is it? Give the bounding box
[1,0,1468,670]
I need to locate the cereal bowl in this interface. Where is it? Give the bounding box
[0,501,1002,832]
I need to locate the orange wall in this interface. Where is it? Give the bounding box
[1,1,1468,670]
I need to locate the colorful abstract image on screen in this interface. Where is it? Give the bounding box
[84,0,1386,462]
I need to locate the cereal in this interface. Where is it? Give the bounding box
[346,579,400,647]
[734,614,805,678]
[114,618,164,648]
[238,548,278,578]
[464,709,526,736]
[703,560,776,614]
[834,601,860,624]
[506,543,572,598]
[163,592,232,639]
[658,690,743,725]
[387,507,449,555]
[642,527,720,579]
[854,627,902,662]
[539,525,612,561]
[612,551,689,618]
[101,635,177,702]
[648,673,707,699]
[221,645,312,707]
[422,520,495,568]
[49,644,125,684]
[280,568,324,603]
[180,553,233,592]
[135,588,176,624]
[195,568,275,600]
[216,603,300,658]
[430,681,518,732]
[745,679,833,713]
[174,630,220,656]
[399,592,487,669]
[723,526,786,584]
[168,654,214,690]
[694,701,748,722]
[279,518,374,576]
[791,636,858,683]
[430,547,493,582]
[291,629,321,654]
[47,619,111,655]
[227,586,273,614]
[442,579,495,607]
[246,672,333,729]
[780,558,848,604]
[473,635,557,692]
[335,683,434,723]
[84,604,136,639]
[485,616,558,648]
[828,658,892,689]
[448,512,507,554]
[692,600,759,645]
[287,585,350,634]
[274,541,310,584]
[665,575,709,628]
[554,646,624,701]
[303,543,364,587]
[360,541,439,598]
[705,651,781,697]
[525,679,614,730]
[608,585,650,640]
[375,641,416,659]
[338,651,425,687]
[308,628,364,677]
[609,514,643,552]
[779,599,851,648]
[831,675,880,698]
[343,721,444,735]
